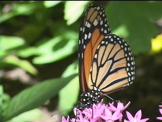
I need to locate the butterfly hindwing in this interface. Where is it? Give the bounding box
[89,34,135,94]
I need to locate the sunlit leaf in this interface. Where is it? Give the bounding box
[43,1,62,8]
[18,47,38,58]
[106,1,162,55]
[0,85,3,113]
[2,55,38,75]
[2,74,77,121]
[7,109,42,122]
[1,36,25,51]
[59,76,79,116]
[61,61,78,77]
[1,85,11,112]
[64,1,91,25]
[112,24,129,38]
[59,61,79,116]
[33,34,78,64]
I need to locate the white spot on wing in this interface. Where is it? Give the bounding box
[93,19,98,26]
[94,54,97,58]
[100,20,103,25]
[88,32,91,39]
[84,34,87,40]
[86,22,91,28]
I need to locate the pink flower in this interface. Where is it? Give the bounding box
[62,116,70,122]
[108,101,131,112]
[62,100,130,122]
[124,110,149,122]
[157,102,162,120]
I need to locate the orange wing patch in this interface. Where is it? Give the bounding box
[84,29,104,87]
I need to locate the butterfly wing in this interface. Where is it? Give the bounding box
[78,4,111,92]
[79,4,135,95]
[89,34,135,95]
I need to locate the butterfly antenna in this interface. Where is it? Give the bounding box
[51,108,73,117]
[103,94,114,101]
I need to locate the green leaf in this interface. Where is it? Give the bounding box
[2,74,77,121]
[7,109,42,122]
[2,55,38,75]
[64,1,91,25]
[0,85,3,105]
[106,1,162,55]
[59,76,79,116]
[61,61,78,77]
[18,47,38,58]
[33,34,78,64]
[0,85,3,122]
[1,36,25,51]
[59,61,79,116]
[43,1,62,8]
[1,87,11,113]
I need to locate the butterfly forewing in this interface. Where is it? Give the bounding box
[79,4,111,92]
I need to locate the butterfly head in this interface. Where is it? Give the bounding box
[77,87,102,110]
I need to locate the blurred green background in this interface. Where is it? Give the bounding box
[1,1,162,122]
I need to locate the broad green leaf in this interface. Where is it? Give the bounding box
[1,88,11,112]
[64,1,91,25]
[61,61,78,77]
[59,61,79,116]
[0,85,3,103]
[2,55,38,75]
[106,1,162,55]
[1,36,25,51]
[33,40,76,64]
[7,109,42,122]
[43,1,62,8]
[59,76,79,116]
[33,34,78,64]
[18,47,38,58]
[2,74,77,121]
[0,86,2,122]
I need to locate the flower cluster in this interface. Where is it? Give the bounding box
[157,102,162,121]
[62,100,149,122]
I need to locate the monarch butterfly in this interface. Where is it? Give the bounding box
[77,4,135,110]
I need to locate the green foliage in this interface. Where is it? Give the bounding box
[59,61,79,116]
[1,36,25,52]
[106,1,162,54]
[43,1,62,8]
[64,1,91,25]
[59,76,79,116]
[1,74,76,121]
[6,109,42,122]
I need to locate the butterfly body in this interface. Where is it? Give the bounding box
[77,4,135,110]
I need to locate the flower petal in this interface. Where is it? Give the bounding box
[62,116,69,122]
[126,111,134,121]
[135,109,142,120]
[141,118,149,122]
[159,109,162,115]
[157,117,162,120]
